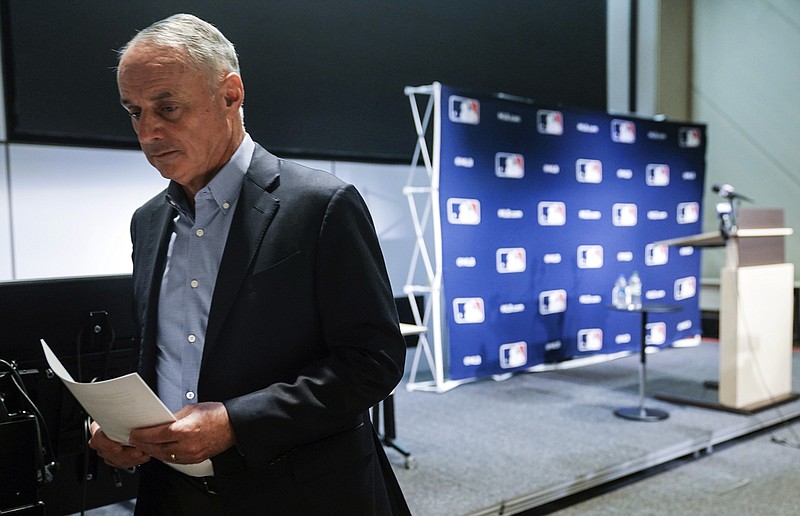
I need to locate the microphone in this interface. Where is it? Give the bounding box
[712,183,753,203]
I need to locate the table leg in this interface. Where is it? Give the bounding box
[374,395,416,468]
[614,310,669,421]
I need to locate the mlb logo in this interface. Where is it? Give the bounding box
[646,322,667,345]
[576,159,603,183]
[646,164,670,186]
[612,203,638,226]
[539,289,567,315]
[536,109,564,135]
[577,328,603,352]
[611,119,636,143]
[453,297,485,324]
[679,127,702,148]
[538,201,566,226]
[645,243,669,266]
[577,245,604,269]
[447,198,481,225]
[677,202,700,224]
[499,341,528,369]
[448,95,480,125]
[495,153,525,179]
[674,276,697,300]
[496,248,527,273]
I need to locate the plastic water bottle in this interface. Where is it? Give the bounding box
[612,274,627,309]
[627,271,642,309]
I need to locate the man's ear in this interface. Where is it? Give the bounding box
[221,72,244,110]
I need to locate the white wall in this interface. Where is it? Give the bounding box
[0,146,12,279]
[607,0,632,114]
[0,143,417,296]
[334,161,421,296]
[692,0,800,282]
[7,144,164,279]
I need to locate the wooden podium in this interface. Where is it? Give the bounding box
[656,208,796,412]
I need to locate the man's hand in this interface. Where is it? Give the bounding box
[88,421,151,469]
[128,401,236,465]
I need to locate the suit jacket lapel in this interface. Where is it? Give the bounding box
[145,204,174,299]
[139,199,175,386]
[203,145,280,362]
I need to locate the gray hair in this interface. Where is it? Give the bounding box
[118,13,240,84]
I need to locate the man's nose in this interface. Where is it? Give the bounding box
[135,112,162,143]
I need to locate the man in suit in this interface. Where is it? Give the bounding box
[88,13,410,515]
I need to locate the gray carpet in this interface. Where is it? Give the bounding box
[388,341,800,515]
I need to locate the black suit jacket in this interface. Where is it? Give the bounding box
[130,144,409,514]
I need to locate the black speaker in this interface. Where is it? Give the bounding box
[0,416,39,511]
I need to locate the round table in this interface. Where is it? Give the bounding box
[609,303,683,422]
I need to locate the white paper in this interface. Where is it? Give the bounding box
[41,339,213,477]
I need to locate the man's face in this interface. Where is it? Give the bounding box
[117,43,240,195]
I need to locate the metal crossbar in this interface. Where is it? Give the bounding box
[403,83,449,392]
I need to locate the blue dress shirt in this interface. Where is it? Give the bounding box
[155,134,255,413]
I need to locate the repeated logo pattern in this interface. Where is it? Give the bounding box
[439,85,707,381]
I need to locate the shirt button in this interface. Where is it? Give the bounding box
[190,279,199,288]
[186,391,195,400]
[188,334,197,343]
[222,202,230,210]
[195,228,205,237]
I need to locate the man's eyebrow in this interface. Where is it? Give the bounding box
[120,91,175,107]
[151,92,175,101]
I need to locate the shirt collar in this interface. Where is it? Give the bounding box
[165,133,255,214]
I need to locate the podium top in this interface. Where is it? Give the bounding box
[656,227,793,248]
[656,231,726,248]
[657,208,792,267]
[735,227,793,238]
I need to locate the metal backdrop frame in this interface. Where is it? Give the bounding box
[402,82,471,393]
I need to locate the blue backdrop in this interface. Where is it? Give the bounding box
[439,84,707,381]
